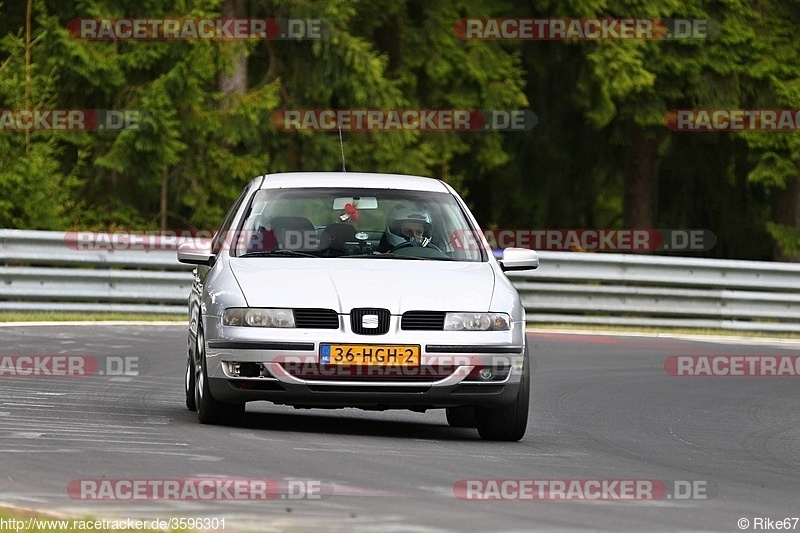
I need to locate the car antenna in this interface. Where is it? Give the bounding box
[338,123,346,172]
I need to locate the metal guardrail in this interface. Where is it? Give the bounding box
[2,229,800,332]
[511,252,800,332]
[0,230,192,314]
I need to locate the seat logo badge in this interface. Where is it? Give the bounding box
[362,315,379,328]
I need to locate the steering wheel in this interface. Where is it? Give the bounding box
[388,241,415,253]
[388,240,447,255]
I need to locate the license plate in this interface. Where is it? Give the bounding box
[320,344,420,366]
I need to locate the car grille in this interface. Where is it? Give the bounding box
[307,385,431,393]
[278,362,456,382]
[401,311,446,331]
[350,308,390,335]
[293,308,339,329]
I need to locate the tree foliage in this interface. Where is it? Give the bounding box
[0,0,798,260]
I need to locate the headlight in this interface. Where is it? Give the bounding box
[223,308,295,328]
[444,312,510,331]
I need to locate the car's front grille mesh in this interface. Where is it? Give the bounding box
[401,311,446,331]
[293,308,340,329]
[280,363,455,382]
[350,308,390,335]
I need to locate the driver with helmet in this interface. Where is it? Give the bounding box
[378,203,434,252]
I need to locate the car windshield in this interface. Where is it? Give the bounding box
[230,187,486,262]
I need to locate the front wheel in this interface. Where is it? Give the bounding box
[185,333,196,411]
[475,347,530,441]
[194,325,245,425]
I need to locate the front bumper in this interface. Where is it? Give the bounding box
[202,315,527,409]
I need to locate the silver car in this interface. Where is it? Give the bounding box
[178,172,539,441]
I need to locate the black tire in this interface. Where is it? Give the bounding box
[475,347,530,441]
[446,406,477,428]
[185,333,197,411]
[194,324,245,425]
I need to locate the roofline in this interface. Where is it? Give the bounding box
[255,172,450,193]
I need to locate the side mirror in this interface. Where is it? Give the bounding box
[498,247,539,271]
[178,242,216,266]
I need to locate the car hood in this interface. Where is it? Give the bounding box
[229,258,496,313]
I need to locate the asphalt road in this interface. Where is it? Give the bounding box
[0,324,799,532]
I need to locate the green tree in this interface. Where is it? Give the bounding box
[0,0,80,229]
[736,0,800,260]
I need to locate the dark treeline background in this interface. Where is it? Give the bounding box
[1,0,799,261]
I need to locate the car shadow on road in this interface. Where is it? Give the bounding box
[249,412,480,440]
[179,407,482,440]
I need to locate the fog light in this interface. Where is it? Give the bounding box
[478,367,494,380]
[258,363,274,378]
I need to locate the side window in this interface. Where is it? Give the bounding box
[212,186,250,255]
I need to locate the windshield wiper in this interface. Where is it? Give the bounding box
[238,250,317,258]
